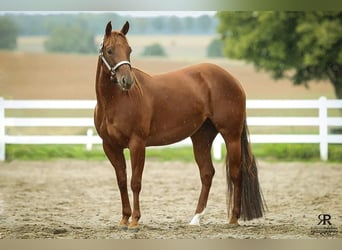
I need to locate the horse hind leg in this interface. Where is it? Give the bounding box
[224,122,266,225]
[226,136,242,225]
[189,119,218,226]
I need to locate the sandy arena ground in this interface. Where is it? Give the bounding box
[0,159,341,239]
[0,40,340,240]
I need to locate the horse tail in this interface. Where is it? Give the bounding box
[227,119,266,221]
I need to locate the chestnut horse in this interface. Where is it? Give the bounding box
[94,21,265,230]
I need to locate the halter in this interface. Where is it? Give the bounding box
[99,44,131,81]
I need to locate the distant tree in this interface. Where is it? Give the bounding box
[135,17,150,34]
[168,16,183,34]
[44,22,96,54]
[207,38,224,57]
[151,16,165,33]
[197,15,213,33]
[141,43,167,57]
[0,16,18,50]
[217,11,342,99]
[184,17,195,34]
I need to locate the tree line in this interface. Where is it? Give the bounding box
[0,13,219,55]
[1,12,341,100]
[4,12,217,36]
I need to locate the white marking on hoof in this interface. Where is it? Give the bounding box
[189,209,205,226]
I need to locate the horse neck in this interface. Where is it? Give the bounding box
[95,58,115,105]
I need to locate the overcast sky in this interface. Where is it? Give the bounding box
[118,11,216,17]
[1,11,216,17]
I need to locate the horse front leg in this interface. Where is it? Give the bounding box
[128,136,146,230]
[103,143,131,228]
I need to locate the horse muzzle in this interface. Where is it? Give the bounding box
[117,73,134,91]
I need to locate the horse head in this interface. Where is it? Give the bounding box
[99,21,135,91]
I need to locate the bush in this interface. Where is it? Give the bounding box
[207,38,223,57]
[44,24,96,54]
[141,43,167,57]
[0,16,18,50]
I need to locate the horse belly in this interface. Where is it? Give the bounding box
[146,123,202,146]
[146,110,206,146]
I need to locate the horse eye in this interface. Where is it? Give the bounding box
[107,48,113,55]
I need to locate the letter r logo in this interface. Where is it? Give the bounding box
[318,214,332,225]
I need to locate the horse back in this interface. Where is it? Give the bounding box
[149,63,246,114]
[135,63,246,146]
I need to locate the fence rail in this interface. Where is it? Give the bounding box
[1,96,342,161]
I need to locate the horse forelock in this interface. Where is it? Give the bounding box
[104,31,128,46]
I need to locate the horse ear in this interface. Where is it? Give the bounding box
[121,21,130,35]
[105,21,112,36]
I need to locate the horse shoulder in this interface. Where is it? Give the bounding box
[94,104,103,133]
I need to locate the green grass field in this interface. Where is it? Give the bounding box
[5,143,342,162]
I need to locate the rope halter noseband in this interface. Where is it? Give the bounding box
[99,43,131,82]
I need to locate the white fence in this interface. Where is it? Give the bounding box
[1,96,342,161]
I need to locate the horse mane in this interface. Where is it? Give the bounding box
[132,69,144,97]
[133,67,152,78]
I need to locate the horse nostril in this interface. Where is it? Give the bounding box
[121,76,127,85]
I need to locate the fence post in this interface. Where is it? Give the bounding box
[0,97,5,161]
[319,96,328,161]
[212,137,222,160]
[86,128,93,151]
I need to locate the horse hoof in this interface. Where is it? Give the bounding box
[189,210,205,226]
[128,223,140,232]
[128,226,140,232]
[227,222,240,227]
[118,223,128,230]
